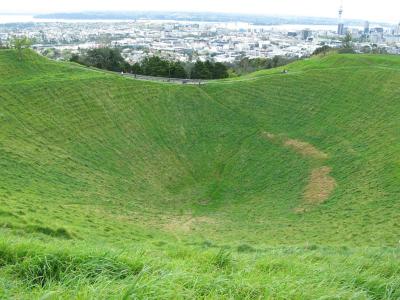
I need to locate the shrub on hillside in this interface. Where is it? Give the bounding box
[337,48,356,54]
[0,41,10,49]
[140,56,187,78]
[313,45,333,56]
[70,47,130,72]
[190,60,229,79]
[228,55,299,76]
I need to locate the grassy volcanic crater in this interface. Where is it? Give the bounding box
[0,50,399,299]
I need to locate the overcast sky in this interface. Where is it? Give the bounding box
[1,0,399,23]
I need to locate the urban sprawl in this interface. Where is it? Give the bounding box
[1,17,399,64]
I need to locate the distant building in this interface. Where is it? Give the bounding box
[350,28,360,39]
[395,22,400,36]
[338,24,345,36]
[364,21,370,34]
[373,27,384,34]
[301,29,312,40]
[337,3,345,35]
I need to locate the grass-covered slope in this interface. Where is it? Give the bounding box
[0,49,399,299]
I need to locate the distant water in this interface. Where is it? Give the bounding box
[0,14,339,31]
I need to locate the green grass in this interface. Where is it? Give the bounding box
[0,49,399,299]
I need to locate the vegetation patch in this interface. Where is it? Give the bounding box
[212,249,232,269]
[237,244,257,253]
[16,253,143,287]
[0,210,15,218]
[28,226,74,239]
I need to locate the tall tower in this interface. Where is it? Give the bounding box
[337,0,344,35]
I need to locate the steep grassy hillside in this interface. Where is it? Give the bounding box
[0,49,399,299]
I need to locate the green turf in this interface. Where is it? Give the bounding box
[0,49,399,299]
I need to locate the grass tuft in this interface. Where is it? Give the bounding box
[237,244,256,253]
[212,249,232,269]
[28,226,74,239]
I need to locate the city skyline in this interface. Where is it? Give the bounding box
[1,0,399,23]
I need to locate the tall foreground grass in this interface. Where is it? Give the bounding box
[1,236,399,299]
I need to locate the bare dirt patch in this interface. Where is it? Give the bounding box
[163,216,216,233]
[261,131,276,141]
[284,139,328,160]
[261,132,336,212]
[299,166,336,210]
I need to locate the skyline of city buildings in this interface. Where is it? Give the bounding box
[1,7,399,63]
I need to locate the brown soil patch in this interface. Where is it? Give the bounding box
[261,132,336,212]
[163,216,216,233]
[300,166,336,209]
[284,139,328,160]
